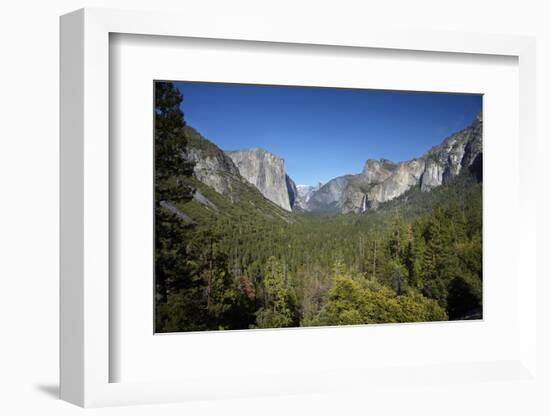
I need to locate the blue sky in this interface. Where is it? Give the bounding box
[174,81,482,186]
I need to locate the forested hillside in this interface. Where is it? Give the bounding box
[154,82,483,333]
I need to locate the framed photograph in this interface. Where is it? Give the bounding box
[152,80,483,334]
[60,8,537,408]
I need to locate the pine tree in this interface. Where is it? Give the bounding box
[154,82,195,307]
[421,206,462,308]
[256,256,294,328]
[421,207,444,302]
[186,228,254,330]
[154,81,194,201]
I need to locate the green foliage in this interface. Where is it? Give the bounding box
[154,82,195,306]
[154,81,194,203]
[158,166,482,331]
[184,125,228,159]
[154,87,482,331]
[256,256,295,328]
[154,82,255,332]
[314,274,447,326]
[157,166,482,331]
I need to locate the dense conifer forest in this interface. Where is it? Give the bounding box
[154,82,483,333]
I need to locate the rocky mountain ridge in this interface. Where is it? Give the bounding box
[183,126,246,202]
[306,112,482,213]
[184,112,482,214]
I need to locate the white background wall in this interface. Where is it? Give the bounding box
[0,1,548,415]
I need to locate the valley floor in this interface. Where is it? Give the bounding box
[155,170,482,332]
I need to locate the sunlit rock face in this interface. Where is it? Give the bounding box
[185,112,482,215]
[184,126,244,200]
[366,159,426,207]
[420,158,444,192]
[306,112,482,213]
[294,183,322,210]
[306,175,351,213]
[226,148,294,211]
[184,127,299,211]
[362,159,397,184]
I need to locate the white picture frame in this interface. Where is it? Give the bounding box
[60,7,537,408]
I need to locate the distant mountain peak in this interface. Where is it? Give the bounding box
[294,183,322,210]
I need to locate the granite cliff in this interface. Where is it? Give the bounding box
[306,112,482,213]
[184,112,482,215]
[294,183,322,210]
[183,126,246,201]
[226,148,295,211]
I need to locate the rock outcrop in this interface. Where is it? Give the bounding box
[306,112,482,213]
[294,183,322,210]
[286,175,298,209]
[421,112,482,188]
[183,126,245,200]
[193,190,218,211]
[365,159,425,210]
[420,158,444,192]
[226,148,294,211]
[160,200,195,224]
[307,176,352,213]
[183,111,482,215]
[362,159,397,183]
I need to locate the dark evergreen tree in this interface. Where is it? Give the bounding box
[154,81,196,330]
